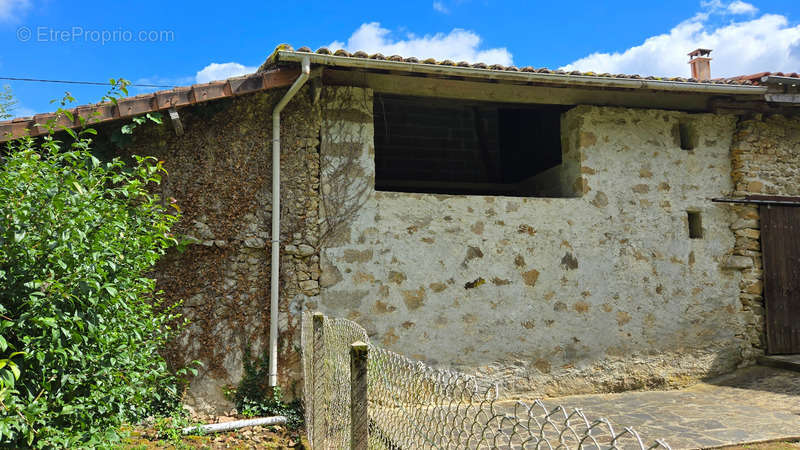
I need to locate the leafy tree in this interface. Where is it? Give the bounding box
[0,85,18,120]
[0,84,187,447]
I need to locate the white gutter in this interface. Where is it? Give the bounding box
[269,55,311,387]
[277,51,767,96]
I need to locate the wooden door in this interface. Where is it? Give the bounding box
[760,204,800,354]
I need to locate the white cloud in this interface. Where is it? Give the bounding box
[132,75,194,94]
[561,4,800,78]
[700,0,756,16]
[0,0,29,22]
[329,22,512,65]
[433,1,449,13]
[195,62,257,84]
[13,105,35,117]
[727,1,757,15]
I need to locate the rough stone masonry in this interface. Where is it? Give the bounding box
[108,86,323,412]
[726,114,800,359]
[109,81,799,411]
[318,94,749,398]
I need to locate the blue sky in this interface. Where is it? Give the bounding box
[1,0,799,116]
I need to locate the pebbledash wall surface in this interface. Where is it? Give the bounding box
[111,83,798,412]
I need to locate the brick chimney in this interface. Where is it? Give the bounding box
[688,48,712,81]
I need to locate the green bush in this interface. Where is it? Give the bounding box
[0,99,185,447]
[231,346,303,429]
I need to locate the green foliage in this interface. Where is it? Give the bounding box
[111,112,164,149]
[0,86,17,121]
[231,346,303,429]
[153,407,202,449]
[0,87,185,447]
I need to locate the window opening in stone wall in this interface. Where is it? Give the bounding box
[688,211,703,239]
[679,121,697,151]
[373,94,573,197]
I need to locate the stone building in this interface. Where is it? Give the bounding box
[2,46,799,412]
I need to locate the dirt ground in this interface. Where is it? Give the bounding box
[118,422,797,449]
[121,417,307,449]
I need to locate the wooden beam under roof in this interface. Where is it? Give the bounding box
[322,69,764,112]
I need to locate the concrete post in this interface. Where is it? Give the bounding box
[312,312,325,448]
[350,341,369,450]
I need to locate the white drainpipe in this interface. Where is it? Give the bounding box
[269,56,311,387]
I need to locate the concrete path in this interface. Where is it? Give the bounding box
[758,354,800,373]
[512,366,800,449]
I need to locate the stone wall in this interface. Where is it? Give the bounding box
[319,100,752,397]
[727,114,800,357]
[98,82,797,409]
[110,87,322,412]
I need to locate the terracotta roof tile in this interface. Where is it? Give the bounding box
[731,72,800,85]
[0,68,299,141]
[155,86,194,108]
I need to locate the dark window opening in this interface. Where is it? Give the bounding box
[688,211,703,239]
[679,121,696,151]
[373,94,572,197]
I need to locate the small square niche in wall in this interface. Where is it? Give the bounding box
[679,121,697,151]
[687,211,703,239]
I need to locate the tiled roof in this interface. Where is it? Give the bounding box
[0,68,301,141]
[728,72,800,85]
[274,45,759,86]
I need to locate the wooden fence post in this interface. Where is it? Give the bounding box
[350,341,369,450]
[312,312,325,448]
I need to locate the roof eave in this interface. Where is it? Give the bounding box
[276,51,767,96]
[0,68,302,142]
[761,75,800,87]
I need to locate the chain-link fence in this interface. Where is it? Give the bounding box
[301,311,671,449]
